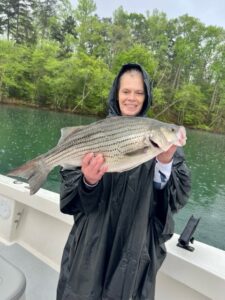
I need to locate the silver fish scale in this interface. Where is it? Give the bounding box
[44,117,152,167]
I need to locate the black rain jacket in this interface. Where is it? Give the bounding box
[57,63,191,300]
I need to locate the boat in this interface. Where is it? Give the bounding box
[0,174,224,300]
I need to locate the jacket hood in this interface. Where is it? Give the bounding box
[107,63,152,116]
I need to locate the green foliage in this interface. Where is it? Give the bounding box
[152,87,167,108]
[112,44,157,77]
[29,41,61,104]
[0,0,36,43]
[0,1,225,132]
[174,84,206,125]
[64,52,113,114]
[0,41,33,99]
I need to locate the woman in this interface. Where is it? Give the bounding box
[57,63,191,300]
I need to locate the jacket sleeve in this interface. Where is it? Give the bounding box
[154,147,191,243]
[59,168,102,215]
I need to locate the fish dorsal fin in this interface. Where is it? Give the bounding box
[58,126,85,145]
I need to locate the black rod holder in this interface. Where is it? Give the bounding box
[177,215,201,252]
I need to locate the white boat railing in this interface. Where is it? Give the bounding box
[0,174,224,300]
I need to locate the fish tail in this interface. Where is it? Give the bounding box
[8,157,50,195]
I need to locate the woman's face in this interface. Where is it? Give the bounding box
[118,71,145,116]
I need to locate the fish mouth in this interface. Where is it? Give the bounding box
[176,126,187,146]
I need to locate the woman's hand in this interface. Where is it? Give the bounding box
[81,153,108,185]
[156,145,177,164]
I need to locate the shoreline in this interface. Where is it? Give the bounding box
[0,98,103,118]
[1,98,224,134]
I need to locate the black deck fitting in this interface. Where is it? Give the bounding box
[177,215,201,252]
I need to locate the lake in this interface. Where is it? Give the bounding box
[0,104,225,250]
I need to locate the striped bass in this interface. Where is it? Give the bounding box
[8,116,186,195]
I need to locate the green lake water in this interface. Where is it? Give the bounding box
[1,104,225,250]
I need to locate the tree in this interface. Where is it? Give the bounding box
[29,40,61,105]
[174,84,206,126]
[112,44,157,77]
[109,6,132,57]
[14,0,36,43]
[50,15,77,55]
[0,0,36,43]
[0,3,225,132]
[167,15,205,92]
[64,52,113,114]
[146,10,169,61]
[0,41,33,100]
[0,0,16,40]
[127,13,149,45]
[74,0,97,52]
[33,0,59,39]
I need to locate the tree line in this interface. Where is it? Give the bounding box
[0,0,225,132]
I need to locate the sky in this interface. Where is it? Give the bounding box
[71,0,225,29]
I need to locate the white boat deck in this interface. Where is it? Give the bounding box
[0,174,225,300]
[0,242,58,300]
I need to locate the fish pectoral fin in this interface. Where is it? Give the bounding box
[112,146,162,172]
[125,146,150,156]
[58,126,86,145]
